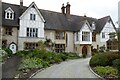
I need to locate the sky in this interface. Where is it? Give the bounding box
[2,0,120,27]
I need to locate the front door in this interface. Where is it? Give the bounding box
[9,43,17,54]
[82,46,87,57]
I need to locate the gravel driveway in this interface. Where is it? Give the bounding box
[33,58,98,78]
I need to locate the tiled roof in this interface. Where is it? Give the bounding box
[2,2,116,33]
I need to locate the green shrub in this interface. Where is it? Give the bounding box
[94,66,118,78]
[0,49,8,63]
[90,52,120,67]
[18,58,44,72]
[4,48,13,57]
[113,59,120,78]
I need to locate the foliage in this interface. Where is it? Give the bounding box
[3,48,13,57]
[37,40,46,50]
[94,66,118,78]
[18,58,44,72]
[0,49,8,63]
[113,59,120,78]
[99,45,105,52]
[16,48,80,78]
[90,52,120,67]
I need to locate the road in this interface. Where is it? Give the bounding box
[33,58,99,78]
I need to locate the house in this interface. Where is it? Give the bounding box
[1,0,117,56]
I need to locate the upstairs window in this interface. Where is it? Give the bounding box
[5,28,12,35]
[92,32,96,41]
[5,7,14,20]
[102,32,105,38]
[56,31,65,40]
[26,28,38,37]
[30,14,36,20]
[92,22,96,30]
[82,32,90,41]
[76,32,79,41]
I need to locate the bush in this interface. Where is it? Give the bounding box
[94,66,118,78]
[18,58,44,72]
[113,59,120,78]
[90,52,120,67]
[3,48,13,57]
[0,49,8,63]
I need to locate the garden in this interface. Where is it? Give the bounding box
[90,51,120,79]
[1,40,81,78]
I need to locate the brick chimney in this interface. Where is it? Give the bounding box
[66,2,70,17]
[20,0,23,7]
[61,4,65,14]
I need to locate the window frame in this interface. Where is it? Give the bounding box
[30,14,36,20]
[55,31,65,40]
[82,32,90,41]
[55,44,65,53]
[24,42,38,49]
[5,7,14,20]
[5,28,12,35]
[102,32,105,38]
[76,32,79,41]
[26,27,38,38]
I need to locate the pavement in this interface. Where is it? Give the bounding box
[32,58,99,78]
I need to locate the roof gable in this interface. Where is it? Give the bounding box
[5,7,14,13]
[19,2,45,22]
[80,20,92,32]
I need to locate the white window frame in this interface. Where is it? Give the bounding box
[102,32,105,38]
[26,27,38,37]
[82,32,90,41]
[30,14,36,20]
[92,22,96,30]
[5,7,14,20]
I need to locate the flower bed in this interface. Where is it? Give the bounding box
[90,51,120,79]
[15,49,80,78]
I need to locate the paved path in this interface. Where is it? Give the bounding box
[33,58,98,78]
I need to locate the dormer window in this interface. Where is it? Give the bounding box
[5,7,14,20]
[92,22,96,30]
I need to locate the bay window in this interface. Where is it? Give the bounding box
[82,32,90,41]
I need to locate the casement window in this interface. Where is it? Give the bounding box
[24,42,38,49]
[92,32,96,41]
[56,31,65,40]
[82,32,90,41]
[5,7,14,20]
[30,14,36,20]
[2,40,7,48]
[92,22,96,30]
[5,28,12,35]
[76,32,79,41]
[26,28,38,37]
[102,32,105,38]
[55,44,65,53]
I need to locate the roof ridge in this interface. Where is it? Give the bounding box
[98,15,110,20]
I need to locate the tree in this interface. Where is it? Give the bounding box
[109,32,120,51]
[44,38,55,52]
[118,31,120,51]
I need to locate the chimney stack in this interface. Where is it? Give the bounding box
[20,0,23,6]
[66,2,70,17]
[61,4,65,14]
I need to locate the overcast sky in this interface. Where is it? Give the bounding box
[2,0,120,27]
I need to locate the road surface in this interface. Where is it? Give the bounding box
[33,58,98,78]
